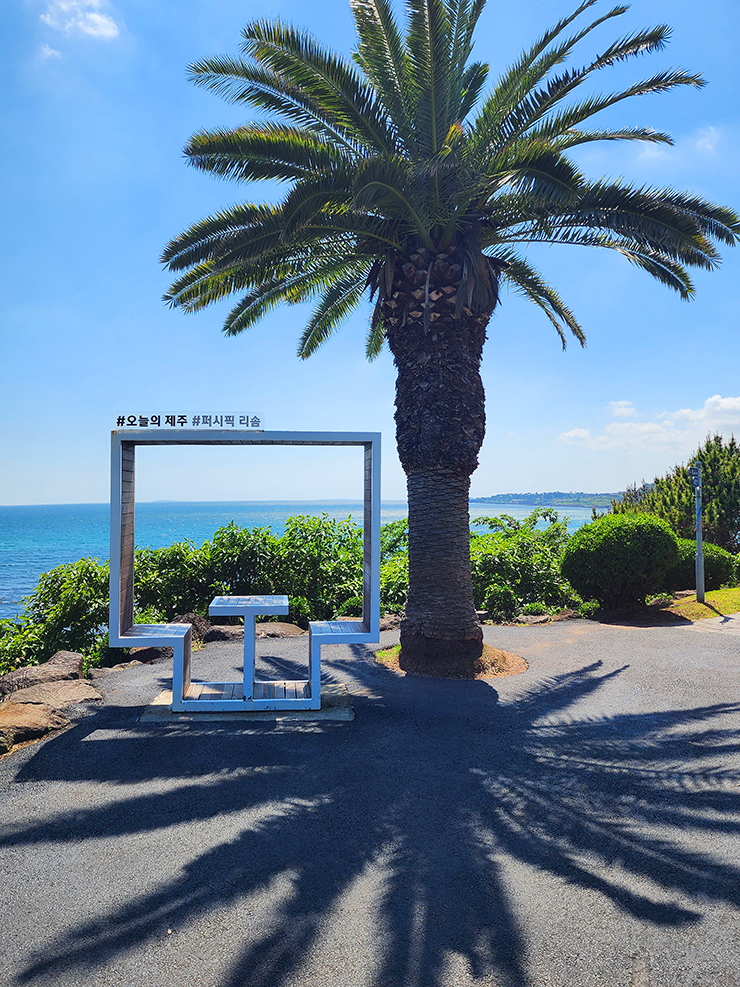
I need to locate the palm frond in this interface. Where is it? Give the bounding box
[544,126,673,152]
[366,304,389,360]
[240,20,397,152]
[188,56,365,151]
[298,269,371,356]
[161,204,283,270]
[352,156,435,246]
[469,0,628,156]
[457,60,489,120]
[405,0,454,154]
[280,173,355,238]
[483,148,586,206]
[184,125,351,184]
[497,248,586,348]
[351,0,416,150]
[523,68,704,146]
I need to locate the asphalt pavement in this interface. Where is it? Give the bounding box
[1,616,739,987]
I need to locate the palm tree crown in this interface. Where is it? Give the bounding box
[162,0,738,356]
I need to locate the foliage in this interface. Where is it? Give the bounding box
[274,515,364,625]
[0,515,390,672]
[0,558,111,676]
[470,509,576,619]
[162,0,739,354]
[610,435,740,552]
[379,517,410,613]
[381,518,409,561]
[561,513,679,609]
[380,553,409,614]
[662,538,735,593]
[134,539,229,619]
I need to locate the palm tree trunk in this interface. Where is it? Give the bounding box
[383,245,492,675]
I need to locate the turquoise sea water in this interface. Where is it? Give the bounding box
[0,500,594,619]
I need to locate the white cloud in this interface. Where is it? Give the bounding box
[692,126,719,155]
[559,428,591,444]
[608,400,636,419]
[637,125,727,165]
[40,43,62,58]
[40,0,119,39]
[558,395,740,456]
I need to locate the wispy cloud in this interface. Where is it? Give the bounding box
[558,395,740,456]
[40,0,120,39]
[40,43,62,58]
[637,126,723,163]
[608,400,637,419]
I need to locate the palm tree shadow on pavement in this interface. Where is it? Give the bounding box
[6,656,740,987]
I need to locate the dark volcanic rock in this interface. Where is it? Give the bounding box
[5,680,102,708]
[171,613,210,641]
[204,625,244,642]
[255,622,306,638]
[128,646,174,663]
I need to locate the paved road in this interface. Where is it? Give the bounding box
[1,618,739,987]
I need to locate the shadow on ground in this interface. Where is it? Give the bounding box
[4,651,740,987]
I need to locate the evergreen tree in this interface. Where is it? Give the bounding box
[611,434,740,552]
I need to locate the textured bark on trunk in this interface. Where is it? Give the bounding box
[382,244,493,675]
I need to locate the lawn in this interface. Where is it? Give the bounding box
[665,587,740,621]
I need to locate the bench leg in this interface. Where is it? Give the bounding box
[307,630,322,710]
[171,628,192,711]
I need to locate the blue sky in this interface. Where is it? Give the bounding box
[1,0,738,505]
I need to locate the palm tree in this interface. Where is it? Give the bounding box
[162,0,739,675]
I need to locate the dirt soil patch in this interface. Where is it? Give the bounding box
[376,643,528,680]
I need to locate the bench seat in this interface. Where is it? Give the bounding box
[119,623,193,709]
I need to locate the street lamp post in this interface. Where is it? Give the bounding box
[688,463,704,604]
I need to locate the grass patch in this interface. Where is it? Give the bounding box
[666,586,740,621]
[376,644,401,662]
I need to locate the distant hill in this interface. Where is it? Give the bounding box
[471,492,621,508]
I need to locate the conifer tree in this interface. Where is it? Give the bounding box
[612,434,740,552]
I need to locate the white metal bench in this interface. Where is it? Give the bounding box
[108,429,381,714]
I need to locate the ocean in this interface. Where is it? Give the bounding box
[0,500,595,620]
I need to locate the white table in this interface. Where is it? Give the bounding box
[208,595,289,700]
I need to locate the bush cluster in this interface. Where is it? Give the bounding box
[3,506,738,677]
[562,513,679,609]
[611,434,740,552]
[662,538,734,593]
[470,509,578,620]
[0,515,367,674]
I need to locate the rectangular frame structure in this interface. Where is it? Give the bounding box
[109,430,381,711]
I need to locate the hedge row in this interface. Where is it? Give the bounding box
[1,511,736,675]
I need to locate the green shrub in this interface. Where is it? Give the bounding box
[610,434,740,552]
[0,557,111,674]
[134,540,228,619]
[662,538,735,592]
[275,515,363,621]
[380,518,409,560]
[484,584,519,622]
[561,513,679,609]
[471,508,576,618]
[380,553,408,613]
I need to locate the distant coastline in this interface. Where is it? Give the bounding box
[471,492,620,508]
